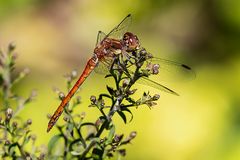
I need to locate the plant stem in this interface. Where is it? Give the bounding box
[96,120,108,138]
[67,110,87,148]
[80,139,97,160]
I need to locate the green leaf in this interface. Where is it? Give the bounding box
[99,94,112,99]
[117,111,127,124]
[99,115,106,120]
[143,92,148,98]
[80,122,97,132]
[122,108,133,123]
[71,151,82,156]
[126,97,135,103]
[48,134,62,153]
[80,122,96,127]
[88,104,97,108]
[105,74,112,78]
[106,86,115,95]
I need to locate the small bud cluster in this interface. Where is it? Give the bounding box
[0,44,44,159]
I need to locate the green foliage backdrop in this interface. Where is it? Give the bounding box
[0,0,240,159]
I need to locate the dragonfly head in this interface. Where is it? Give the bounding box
[122,32,140,51]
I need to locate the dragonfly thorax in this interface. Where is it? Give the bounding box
[94,37,123,59]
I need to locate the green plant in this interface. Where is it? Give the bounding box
[0,43,45,159]
[47,47,160,159]
[0,43,161,160]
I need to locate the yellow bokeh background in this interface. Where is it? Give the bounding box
[1,0,240,159]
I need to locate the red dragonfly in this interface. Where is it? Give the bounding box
[47,14,194,132]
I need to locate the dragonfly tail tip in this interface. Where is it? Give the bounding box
[47,124,53,132]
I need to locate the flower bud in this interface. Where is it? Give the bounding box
[26,119,32,125]
[107,153,113,158]
[114,134,123,143]
[129,131,137,139]
[139,48,147,56]
[80,112,86,119]
[39,153,45,160]
[146,53,153,59]
[112,145,117,150]
[100,137,106,143]
[90,96,96,103]
[100,99,105,107]
[8,42,16,52]
[153,94,160,100]
[23,68,30,75]
[76,96,81,104]
[152,64,159,75]
[65,74,72,83]
[71,70,77,78]
[12,121,18,128]
[30,90,37,98]
[136,61,144,68]
[5,108,13,121]
[122,79,130,88]
[63,116,69,122]
[5,140,10,145]
[59,92,65,100]
[26,156,31,160]
[118,149,126,156]
[127,89,137,95]
[146,62,152,71]
[31,134,37,141]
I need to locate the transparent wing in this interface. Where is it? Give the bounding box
[94,62,109,75]
[95,31,107,46]
[137,77,179,96]
[94,57,113,75]
[147,57,196,82]
[105,14,132,40]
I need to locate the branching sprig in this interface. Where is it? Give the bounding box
[48,48,160,159]
[0,43,44,160]
[0,43,161,159]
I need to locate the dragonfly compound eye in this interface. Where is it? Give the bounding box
[123,32,140,51]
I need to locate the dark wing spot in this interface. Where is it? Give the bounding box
[126,14,131,17]
[181,64,191,70]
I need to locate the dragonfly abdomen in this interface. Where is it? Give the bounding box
[47,56,98,132]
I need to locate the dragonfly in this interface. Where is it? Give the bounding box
[47,14,195,132]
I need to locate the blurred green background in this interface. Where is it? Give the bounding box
[1,0,240,159]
